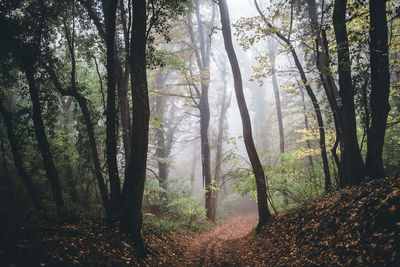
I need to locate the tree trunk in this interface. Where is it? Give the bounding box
[121,0,149,250]
[212,70,230,221]
[268,43,289,204]
[24,65,65,211]
[0,101,47,216]
[366,0,390,179]
[103,0,121,216]
[154,95,168,193]
[76,95,110,215]
[306,0,344,187]
[219,0,271,230]
[269,45,284,154]
[61,98,80,203]
[188,0,216,222]
[333,0,365,186]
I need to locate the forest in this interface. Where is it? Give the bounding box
[0,0,399,265]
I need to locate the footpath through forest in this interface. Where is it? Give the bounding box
[3,177,400,266]
[181,214,258,266]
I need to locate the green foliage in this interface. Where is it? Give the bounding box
[167,194,206,228]
[216,193,242,222]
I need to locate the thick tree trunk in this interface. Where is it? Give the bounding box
[219,0,271,230]
[121,0,149,250]
[24,66,65,210]
[333,0,365,186]
[0,102,47,215]
[103,0,121,216]
[366,0,390,179]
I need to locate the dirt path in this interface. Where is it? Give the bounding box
[181,214,258,266]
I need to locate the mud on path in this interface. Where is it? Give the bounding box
[181,214,258,266]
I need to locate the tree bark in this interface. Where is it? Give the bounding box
[121,0,149,250]
[366,0,390,179]
[103,0,121,216]
[333,0,365,186]
[219,0,271,230]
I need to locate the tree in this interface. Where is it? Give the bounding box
[218,0,271,229]
[212,61,231,221]
[120,0,149,249]
[253,0,332,193]
[0,99,47,216]
[186,0,217,222]
[333,0,365,186]
[366,0,391,179]
[0,3,66,211]
[103,0,121,216]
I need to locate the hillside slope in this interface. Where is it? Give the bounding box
[215,177,400,266]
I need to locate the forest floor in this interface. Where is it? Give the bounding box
[2,177,400,266]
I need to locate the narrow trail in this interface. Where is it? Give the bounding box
[181,214,258,266]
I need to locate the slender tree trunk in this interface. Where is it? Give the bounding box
[154,95,168,193]
[255,0,331,193]
[333,0,365,186]
[212,72,230,221]
[187,1,216,222]
[366,0,390,179]
[56,15,110,215]
[0,102,47,215]
[47,64,111,216]
[76,95,110,214]
[300,87,318,195]
[268,43,289,204]
[61,98,80,203]
[269,46,284,154]
[219,0,271,230]
[121,0,149,249]
[24,65,65,210]
[103,0,121,216]
[306,0,344,186]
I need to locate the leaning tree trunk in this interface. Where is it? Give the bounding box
[333,0,365,186]
[121,0,149,250]
[103,0,121,216]
[0,101,47,216]
[24,65,65,211]
[219,0,271,230]
[366,0,390,179]
[255,0,332,193]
